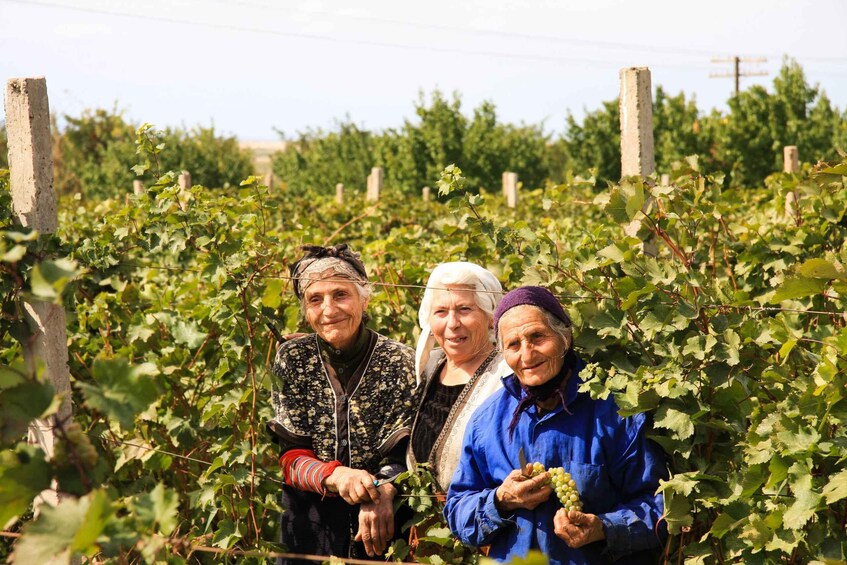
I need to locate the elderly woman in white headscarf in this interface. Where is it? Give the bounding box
[267,244,419,563]
[407,261,511,492]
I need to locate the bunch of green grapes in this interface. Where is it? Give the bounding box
[53,421,99,469]
[530,462,582,512]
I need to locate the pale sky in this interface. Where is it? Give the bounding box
[2,0,846,141]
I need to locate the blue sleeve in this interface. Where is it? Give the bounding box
[444,420,515,547]
[597,415,669,560]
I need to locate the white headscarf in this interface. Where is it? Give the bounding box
[415,262,504,378]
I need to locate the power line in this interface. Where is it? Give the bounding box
[148,0,847,65]
[0,0,720,70]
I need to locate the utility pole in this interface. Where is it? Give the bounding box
[710,56,768,96]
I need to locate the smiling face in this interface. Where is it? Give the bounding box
[303,274,367,351]
[498,305,567,387]
[428,286,493,365]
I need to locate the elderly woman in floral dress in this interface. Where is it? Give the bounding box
[267,244,419,563]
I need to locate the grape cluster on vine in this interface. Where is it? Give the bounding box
[530,462,582,512]
[53,421,98,469]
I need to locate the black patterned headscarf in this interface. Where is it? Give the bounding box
[289,244,369,300]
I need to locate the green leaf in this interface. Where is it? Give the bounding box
[78,358,159,430]
[770,276,827,303]
[131,483,179,535]
[11,489,111,564]
[709,512,741,539]
[0,445,52,528]
[822,469,847,504]
[172,320,207,348]
[29,259,79,300]
[0,378,55,444]
[783,474,821,530]
[212,518,242,549]
[1,245,26,262]
[654,404,695,439]
[262,278,285,308]
[797,258,845,280]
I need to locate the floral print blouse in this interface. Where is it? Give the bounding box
[269,331,419,472]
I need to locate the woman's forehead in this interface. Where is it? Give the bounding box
[499,306,548,334]
[431,285,477,304]
[303,275,358,297]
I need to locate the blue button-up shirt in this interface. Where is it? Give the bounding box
[445,356,668,564]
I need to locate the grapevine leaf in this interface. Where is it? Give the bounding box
[739,514,772,549]
[78,358,159,430]
[783,474,822,530]
[0,445,52,528]
[172,320,207,348]
[131,483,179,535]
[822,469,847,504]
[29,259,80,300]
[212,518,242,549]
[770,276,827,303]
[797,258,845,280]
[0,378,55,444]
[11,489,111,564]
[262,278,285,308]
[708,512,741,539]
[653,404,694,440]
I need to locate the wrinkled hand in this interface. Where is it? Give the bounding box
[355,484,397,556]
[324,466,379,505]
[494,464,552,513]
[554,509,605,548]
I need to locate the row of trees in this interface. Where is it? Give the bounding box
[0,108,253,200]
[275,59,847,193]
[0,59,843,199]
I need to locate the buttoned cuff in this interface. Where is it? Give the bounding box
[480,489,515,540]
[598,514,627,561]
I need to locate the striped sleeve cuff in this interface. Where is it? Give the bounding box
[279,448,342,496]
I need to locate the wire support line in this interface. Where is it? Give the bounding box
[84,432,444,499]
[0,0,728,70]
[122,264,846,316]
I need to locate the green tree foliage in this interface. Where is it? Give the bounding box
[561,60,845,187]
[707,60,845,186]
[52,108,253,199]
[273,91,550,196]
[273,119,376,194]
[561,99,621,183]
[53,108,138,198]
[652,86,710,175]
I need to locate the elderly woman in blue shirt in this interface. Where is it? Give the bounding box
[444,286,668,564]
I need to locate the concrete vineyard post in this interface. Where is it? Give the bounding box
[336,183,344,204]
[620,67,655,177]
[366,167,383,202]
[503,172,518,208]
[5,77,72,507]
[783,146,799,173]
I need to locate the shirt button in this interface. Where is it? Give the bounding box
[340,439,348,446]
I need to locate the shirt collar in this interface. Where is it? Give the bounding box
[317,324,370,362]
